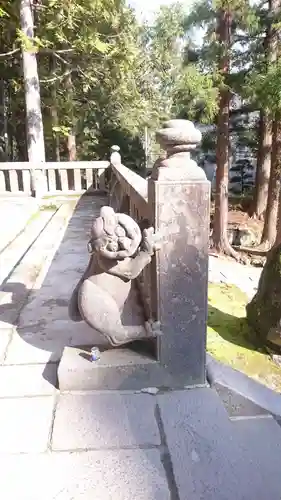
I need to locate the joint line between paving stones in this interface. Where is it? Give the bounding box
[50,444,165,453]
[0,391,59,400]
[155,404,181,500]
[0,445,166,456]
[48,392,59,451]
[230,414,274,422]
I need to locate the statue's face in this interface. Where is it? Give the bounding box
[104,224,135,255]
[90,207,142,260]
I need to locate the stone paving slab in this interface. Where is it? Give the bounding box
[0,197,39,253]
[0,363,57,397]
[0,449,170,500]
[2,196,107,366]
[0,202,76,333]
[52,393,161,450]
[0,396,54,453]
[4,333,64,365]
[158,388,265,500]
[0,209,55,286]
[233,417,281,500]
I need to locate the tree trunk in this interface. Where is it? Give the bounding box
[20,0,45,163]
[250,111,272,218]
[65,72,76,161]
[212,87,230,251]
[50,55,60,162]
[212,9,239,258]
[261,116,281,248]
[258,0,280,246]
[250,0,278,219]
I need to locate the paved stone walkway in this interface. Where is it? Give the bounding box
[0,196,39,253]
[0,195,281,499]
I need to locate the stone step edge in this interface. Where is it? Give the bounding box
[0,208,58,287]
[0,200,39,255]
[0,201,79,332]
[206,353,281,418]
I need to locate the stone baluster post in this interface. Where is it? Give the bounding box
[148,119,210,386]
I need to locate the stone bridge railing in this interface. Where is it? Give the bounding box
[0,160,109,196]
[108,120,210,386]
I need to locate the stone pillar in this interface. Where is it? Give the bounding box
[32,167,48,198]
[148,119,210,386]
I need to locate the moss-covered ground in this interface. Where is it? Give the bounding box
[207,282,281,391]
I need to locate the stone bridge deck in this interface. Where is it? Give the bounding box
[0,194,280,500]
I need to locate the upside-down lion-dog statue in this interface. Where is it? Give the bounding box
[69,206,160,346]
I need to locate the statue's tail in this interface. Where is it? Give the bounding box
[68,255,94,322]
[68,285,83,322]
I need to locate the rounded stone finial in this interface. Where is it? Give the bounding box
[110,145,121,166]
[156,119,201,155]
[151,119,206,180]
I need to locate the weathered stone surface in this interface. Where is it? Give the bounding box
[0,450,170,500]
[233,417,281,500]
[0,202,78,333]
[207,354,281,417]
[0,197,38,254]
[0,396,54,453]
[0,363,57,397]
[52,393,160,450]
[0,209,55,286]
[156,119,202,147]
[148,180,209,386]
[247,244,281,349]
[158,388,265,500]
[145,119,210,386]
[215,383,269,418]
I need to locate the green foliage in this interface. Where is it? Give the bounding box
[247,60,281,113]
[174,64,219,123]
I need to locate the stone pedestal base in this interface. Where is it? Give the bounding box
[58,345,208,391]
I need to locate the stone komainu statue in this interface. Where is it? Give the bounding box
[69,206,160,346]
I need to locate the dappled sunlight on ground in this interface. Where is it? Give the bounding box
[207,283,281,391]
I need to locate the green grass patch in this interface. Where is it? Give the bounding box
[39,203,58,211]
[208,283,281,391]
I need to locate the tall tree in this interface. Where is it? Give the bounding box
[184,0,257,257]
[20,0,45,162]
[250,0,276,219]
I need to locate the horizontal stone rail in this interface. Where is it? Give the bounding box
[0,161,110,196]
[109,158,151,320]
[110,162,148,221]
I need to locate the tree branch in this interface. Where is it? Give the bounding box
[53,52,71,66]
[40,69,74,84]
[0,48,20,58]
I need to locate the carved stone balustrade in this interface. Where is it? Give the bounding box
[60,119,210,391]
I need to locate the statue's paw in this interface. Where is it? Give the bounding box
[142,228,161,255]
[145,320,162,337]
